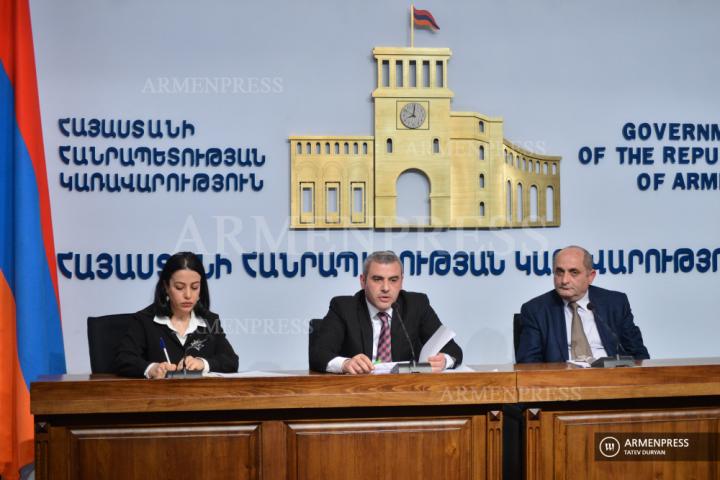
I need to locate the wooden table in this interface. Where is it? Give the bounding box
[31,365,516,480]
[31,359,720,480]
[515,357,720,480]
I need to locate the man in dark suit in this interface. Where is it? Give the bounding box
[516,245,649,363]
[310,251,463,374]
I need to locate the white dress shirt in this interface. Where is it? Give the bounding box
[563,291,607,360]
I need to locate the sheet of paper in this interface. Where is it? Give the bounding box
[371,362,398,374]
[205,370,295,378]
[566,360,591,368]
[418,325,456,362]
[445,365,475,373]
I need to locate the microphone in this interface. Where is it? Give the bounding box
[392,302,432,373]
[169,330,208,379]
[587,302,634,368]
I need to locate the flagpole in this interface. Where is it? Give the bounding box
[410,4,414,48]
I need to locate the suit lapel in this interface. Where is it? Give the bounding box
[156,322,183,350]
[552,294,569,361]
[390,292,413,362]
[390,308,405,361]
[356,295,373,358]
[588,288,614,355]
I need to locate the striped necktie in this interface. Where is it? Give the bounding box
[376,311,392,362]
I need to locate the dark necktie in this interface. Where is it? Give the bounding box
[376,311,392,362]
[569,301,592,360]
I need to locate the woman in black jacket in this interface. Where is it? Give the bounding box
[114,252,238,378]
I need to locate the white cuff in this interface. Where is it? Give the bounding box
[326,356,349,374]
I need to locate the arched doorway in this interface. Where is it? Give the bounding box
[396,169,430,226]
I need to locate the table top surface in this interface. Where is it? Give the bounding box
[30,357,720,416]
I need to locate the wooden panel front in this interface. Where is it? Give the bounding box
[527,407,720,480]
[287,417,474,480]
[60,423,260,480]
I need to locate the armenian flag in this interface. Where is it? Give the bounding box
[413,7,440,30]
[0,0,67,478]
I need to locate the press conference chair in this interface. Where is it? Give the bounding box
[513,313,522,358]
[87,313,133,373]
[308,318,322,364]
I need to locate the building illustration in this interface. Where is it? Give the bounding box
[289,46,560,229]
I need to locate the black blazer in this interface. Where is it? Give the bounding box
[113,305,239,377]
[309,290,463,372]
[516,285,650,363]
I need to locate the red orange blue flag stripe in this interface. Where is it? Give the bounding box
[1,0,67,478]
[413,7,440,30]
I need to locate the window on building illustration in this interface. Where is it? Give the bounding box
[352,185,363,213]
[302,186,313,212]
[422,60,430,87]
[506,180,512,222]
[351,182,366,224]
[433,138,440,154]
[387,138,393,153]
[353,142,359,154]
[435,61,443,87]
[396,61,403,87]
[479,202,485,217]
[300,182,315,224]
[381,60,389,87]
[552,163,557,175]
[306,142,311,154]
[479,145,485,160]
[344,142,349,154]
[479,174,485,188]
[363,142,368,154]
[326,184,338,213]
[325,142,330,154]
[315,142,321,154]
[409,60,417,87]
[516,183,523,222]
[543,162,548,175]
[334,143,340,154]
[326,182,340,223]
[479,121,485,133]
[546,186,554,222]
[535,162,540,174]
[296,142,301,154]
[528,160,533,172]
[530,185,538,222]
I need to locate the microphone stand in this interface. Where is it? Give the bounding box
[392,303,433,373]
[587,303,635,368]
[168,332,206,379]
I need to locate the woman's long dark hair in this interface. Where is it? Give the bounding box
[152,252,211,318]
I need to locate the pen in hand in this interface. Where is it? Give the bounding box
[159,337,172,364]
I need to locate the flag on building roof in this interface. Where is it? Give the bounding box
[413,7,440,30]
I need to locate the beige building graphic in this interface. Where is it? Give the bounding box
[289,46,560,229]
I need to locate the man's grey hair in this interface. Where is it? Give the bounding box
[362,250,403,277]
[553,245,593,271]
